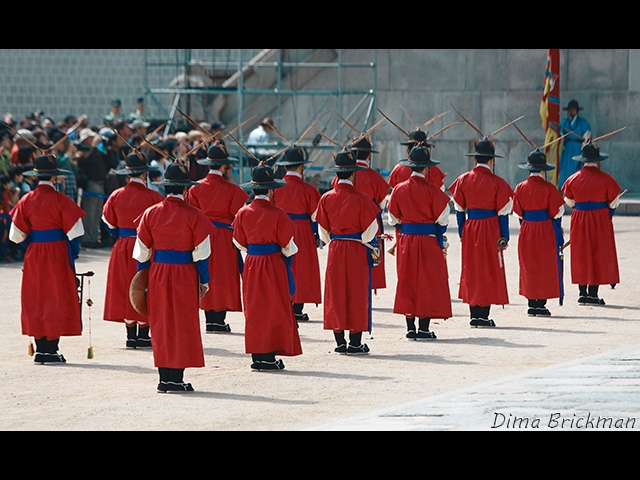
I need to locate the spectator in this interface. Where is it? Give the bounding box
[246,117,280,166]
[9,165,30,198]
[0,129,12,177]
[75,127,111,248]
[148,169,165,196]
[11,129,36,165]
[105,98,126,125]
[128,96,152,123]
[49,128,79,203]
[1,175,19,262]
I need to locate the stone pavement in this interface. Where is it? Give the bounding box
[309,343,640,431]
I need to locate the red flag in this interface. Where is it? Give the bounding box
[539,49,561,186]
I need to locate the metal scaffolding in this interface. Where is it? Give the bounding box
[142,49,378,183]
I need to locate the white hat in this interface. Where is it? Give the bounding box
[13,129,36,142]
[78,128,97,143]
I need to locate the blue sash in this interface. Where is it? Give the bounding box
[330,232,373,332]
[118,227,137,238]
[212,221,244,275]
[574,201,608,211]
[30,229,66,242]
[400,223,437,235]
[467,209,497,219]
[400,222,446,249]
[522,210,551,222]
[153,250,192,264]
[247,243,296,296]
[30,228,76,271]
[288,213,311,221]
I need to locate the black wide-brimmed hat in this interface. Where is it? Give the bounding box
[398,145,440,168]
[518,150,556,172]
[240,161,286,190]
[465,138,503,159]
[400,129,434,148]
[115,151,158,175]
[152,162,199,187]
[197,142,239,167]
[326,147,368,173]
[563,99,584,111]
[572,142,609,162]
[275,146,309,166]
[350,136,378,154]
[22,154,70,177]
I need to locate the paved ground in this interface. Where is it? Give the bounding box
[1,210,639,431]
[310,343,640,431]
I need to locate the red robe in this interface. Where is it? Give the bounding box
[135,197,212,369]
[188,172,249,312]
[333,163,389,290]
[232,198,302,357]
[9,184,85,338]
[513,175,565,300]
[387,174,453,319]
[388,164,447,190]
[272,173,322,304]
[102,180,164,323]
[314,182,380,332]
[561,165,621,285]
[449,165,513,306]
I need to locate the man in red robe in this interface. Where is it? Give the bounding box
[388,130,447,190]
[448,139,513,327]
[561,142,623,305]
[233,161,302,371]
[133,163,211,393]
[512,150,566,316]
[102,152,164,348]
[387,145,452,340]
[189,142,249,333]
[273,146,322,322]
[315,148,380,354]
[9,154,85,364]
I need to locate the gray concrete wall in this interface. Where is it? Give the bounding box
[1,49,638,193]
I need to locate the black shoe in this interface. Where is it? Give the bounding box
[206,323,231,333]
[295,313,310,322]
[136,338,152,348]
[157,381,194,393]
[406,330,417,340]
[579,296,605,305]
[528,307,552,316]
[416,330,437,340]
[126,339,138,349]
[250,359,285,371]
[347,343,370,355]
[334,344,348,354]
[471,318,496,328]
[34,353,67,364]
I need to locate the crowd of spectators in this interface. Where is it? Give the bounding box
[0,98,226,262]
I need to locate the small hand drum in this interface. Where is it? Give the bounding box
[129,268,149,316]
